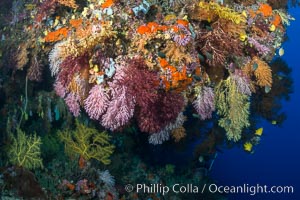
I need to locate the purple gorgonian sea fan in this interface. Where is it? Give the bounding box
[193,86,215,120]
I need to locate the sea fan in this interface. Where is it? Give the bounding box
[193,86,215,120]
[54,80,67,98]
[231,70,252,95]
[137,92,185,133]
[101,85,135,131]
[84,84,109,120]
[98,170,115,187]
[148,112,186,145]
[65,92,81,117]
[148,130,170,145]
[49,41,65,76]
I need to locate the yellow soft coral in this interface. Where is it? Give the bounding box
[59,120,115,165]
[215,77,250,142]
[57,0,78,9]
[199,1,246,24]
[8,129,43,170]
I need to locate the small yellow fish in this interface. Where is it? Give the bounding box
[255,127,263,136]
[53,18,59,27]
[242,10,247,18]
[279,48,284,56]
[93,65,99,73]
[244,142,253,152]
[239,33,247,41]
[272,120,277,125]
[269,24,276,32]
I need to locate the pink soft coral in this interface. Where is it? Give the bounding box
[65,92,81,117]
[101,85,135,131]
[84,84,109,120]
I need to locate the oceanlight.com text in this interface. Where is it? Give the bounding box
[124,183,294,196]
[208,183,294,196]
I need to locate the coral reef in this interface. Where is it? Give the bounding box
[0,0,296,198]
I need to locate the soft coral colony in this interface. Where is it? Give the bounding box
[41,0,293,144]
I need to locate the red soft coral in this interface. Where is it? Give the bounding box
[57,54,89,87]
[137,91,185,133]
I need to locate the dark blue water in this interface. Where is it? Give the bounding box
[211,7,300,200]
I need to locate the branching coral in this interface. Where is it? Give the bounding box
[138,91,185,133]
[148,111,186,144]
[58,120,115,165]
[231,69,252,95]
[197,20,242,66]
[243,56,273,89]
[15,43,29,70]
[57,54,89,88]
[8,129,43,170]
[215,18,247,39]
[101,85,136,131]
[65,92,81,117]
[273,9,295,26]
[215,77,250,141]
[193,86,215,120]
[84,84,109,120]
[94,57,159,131]
[33,0,292,147]
[254,61,273,88]
[49,41,68,76]
[27,55,43,82]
